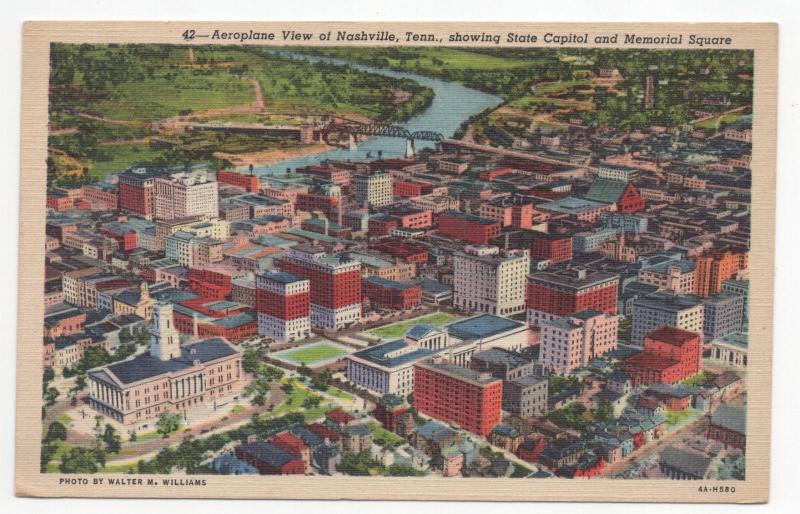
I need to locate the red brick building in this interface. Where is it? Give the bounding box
[623,326,701,386]
[187,266,247,300]
[295,191,341,222]
[276,246,361,329]
[82,183,119,209]
[616,183,646,212]
[216,170,260,193]
[388,207,433,230]
[99,223,138,252]
[255,271,310,342]
[414,358,503,437]
[370,240,429,265]
[706,405,746,451]
[268,432,313,474]
[362,276,422,311]
[526,268,619,325]
[437,210,501,245]
[118,168,161,219]
[235,441,305,475]
[298,165,352,186]
[393,179,433,198]
[530,232,573,264]
[584,179,645,213]
[478,168,514,182]
[367,214,399,238]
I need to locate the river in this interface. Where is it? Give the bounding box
[252,51,503,176]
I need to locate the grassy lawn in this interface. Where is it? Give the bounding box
[367,312,462,340]
[89,71,255,122]
[681,371,716,388]
[695,112,747,130]
[530,79,593,95]
[58,414,73,425]
[276,343,349,365]
[325,386,355,401]
[86,143,171,180]
[665,408,696,427]
[368,422,405,449]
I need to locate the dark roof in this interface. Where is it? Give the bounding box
[237,441,298,469]
[93,337,237,385]
[659,445,713,478]
[349,339,434,369]
[472,347,531,369]
[584,178,630,204]
[646,326,700,346]
[416,421,458,442]
[710,405,746,434]
[446,314,524,340]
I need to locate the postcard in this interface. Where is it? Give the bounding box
[16,21,776,502]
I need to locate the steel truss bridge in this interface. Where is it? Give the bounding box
[351,124,444,142]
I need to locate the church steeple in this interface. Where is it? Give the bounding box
[149,302,180,361]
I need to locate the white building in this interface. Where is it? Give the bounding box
[155,170,219,220]
[631,293,705,346]
[354,171,392,208]
[453,246,530,317]
[596,164,638,182]
[540,309,619,374]
[637,260,696,295]
[345,314,529,395]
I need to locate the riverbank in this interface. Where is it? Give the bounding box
[214,143,335,168]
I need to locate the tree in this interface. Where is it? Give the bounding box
[302,396,321,409]
[80,346,111,371]
[45,421,68,443]
[242,346,264,373]
[243,376,270,406]
[59,447,99,474]
[297,363,312,376]
[70,373,87,394]
[156,412,182,438]
[43,367,55,385]
[43,386,60,408]
[103,424,122,454]
[118,326,133,345]
[281,382,294,395]
[41,442,58,472]
[310,370,333,391]
[594,400,614,422]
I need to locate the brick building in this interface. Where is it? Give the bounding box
[526,267,619,326]
[437,210,501,245]
[623,326,701,386]
[256,271,311,343]
[530,232,573,264]
[362,276,422,311]
[414,358,503,437]
[276,246,361,329]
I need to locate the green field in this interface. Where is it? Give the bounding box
[369,422,405,449]
[275,342,349,365]
[367,312,462,340]
[694,112,748,131]
[665,408,697,428]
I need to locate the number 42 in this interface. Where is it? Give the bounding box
[182,30,196,41]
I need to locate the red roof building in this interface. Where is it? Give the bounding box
[437,211,501,245]
[325,408,356,427]
[526,268,619,325]
[362,276,422,311]
[623,327,701,386]
[414,359,502,437]
[268,432,312,474]
[530,232,573,264]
